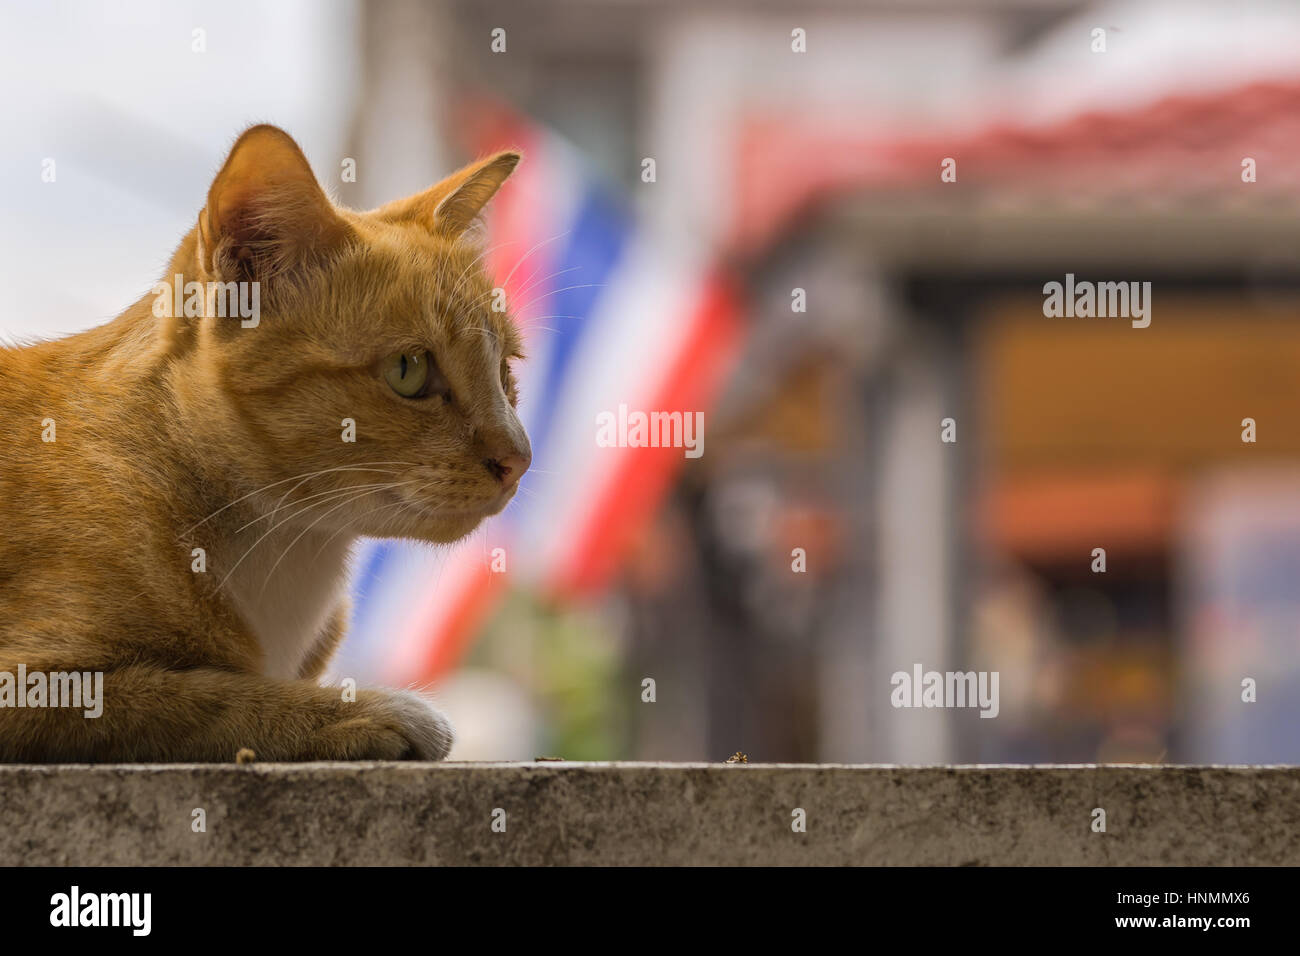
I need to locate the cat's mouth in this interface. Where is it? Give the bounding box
[412,486,515,516]
[373,484,516,543]
[439,490,516,523]
[480,486,517,516]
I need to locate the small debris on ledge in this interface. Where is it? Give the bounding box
[534,756,565,762]
[235,748,257,765]
[725,752,748,764]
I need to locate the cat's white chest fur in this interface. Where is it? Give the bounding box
[221,526,352,680]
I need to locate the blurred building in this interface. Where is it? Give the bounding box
[420,0,1300,764]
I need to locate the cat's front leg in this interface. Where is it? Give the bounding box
[296,601,349,682]
[316,687,455,761]
[0,659,454,762]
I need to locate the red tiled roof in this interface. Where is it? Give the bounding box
[734,81,1300,253]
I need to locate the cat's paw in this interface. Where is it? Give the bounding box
[372,689,455,761]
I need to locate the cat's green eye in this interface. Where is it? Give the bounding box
[382,351,431,398]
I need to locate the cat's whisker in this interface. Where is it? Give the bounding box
[238,480,405,534]
[497,230,572,294]
[253,480,415,549]
[180,462,418,537]
[508,283,605,316]
[513,264,581,304]
[511,321,577,340]
[321,475,455,549]
[266,464,414,517]
[516,314,583,328]
[459,325,512,344]
[310,497,414,563]
[497,496,525,522]
[319,473,452,553]
[446,238,517,307]
[256,482,417,600]
[217,480,418,593]
[268,472,385,520]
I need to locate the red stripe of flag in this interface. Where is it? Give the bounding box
[552,271,744,599]
[413,561,507,685]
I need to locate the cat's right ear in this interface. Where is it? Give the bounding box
[374,150,521,239]
[197,125,352,285]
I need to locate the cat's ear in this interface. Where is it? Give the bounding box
[198,124,351,283]
[378,150,520,239]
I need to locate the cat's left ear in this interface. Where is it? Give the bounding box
[378,151,521,239]
[198,124,352,284]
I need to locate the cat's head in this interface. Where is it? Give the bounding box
[167,124,530,544]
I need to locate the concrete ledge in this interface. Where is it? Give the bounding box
[1,763,1296,866]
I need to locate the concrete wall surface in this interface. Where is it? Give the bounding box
[1,763,1295,866]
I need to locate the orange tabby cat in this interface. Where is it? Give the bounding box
[0,125,530,761]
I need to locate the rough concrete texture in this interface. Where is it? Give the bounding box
[1,763,1295,866]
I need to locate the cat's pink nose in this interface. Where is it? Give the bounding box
[483,449,530,487]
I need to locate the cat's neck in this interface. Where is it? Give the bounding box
[211,501,355,679]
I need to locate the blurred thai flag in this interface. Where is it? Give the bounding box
[334,106,741,688]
